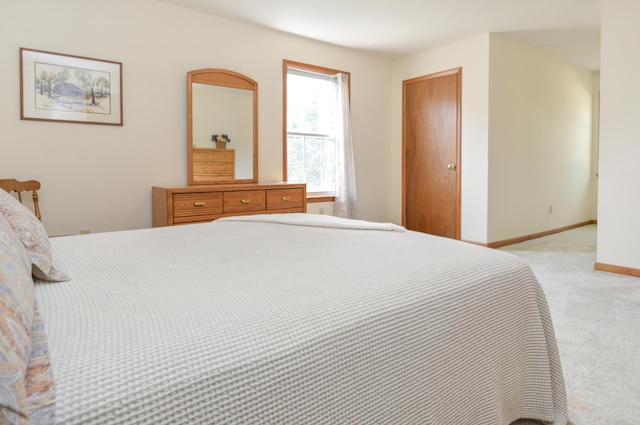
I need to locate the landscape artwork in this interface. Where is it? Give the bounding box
[20,48,123,125]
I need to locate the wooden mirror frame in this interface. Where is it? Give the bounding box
[187,69,258,185]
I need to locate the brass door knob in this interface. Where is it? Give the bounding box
[447,164,456,170]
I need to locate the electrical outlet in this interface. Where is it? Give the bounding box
[319,208,325,215]
[548,205,553,214]
[80,228,91,235]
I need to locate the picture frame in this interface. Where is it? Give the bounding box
[20,48,123,126]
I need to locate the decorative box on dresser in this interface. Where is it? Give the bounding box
[152,183,306,227]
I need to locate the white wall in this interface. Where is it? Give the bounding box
[487,35,597,242]
[590,72,600,220]
[1,0,607,250]
[391,34,491,243]
[391,34,597,245]
[0,0,393,236]
[597,0,640,271]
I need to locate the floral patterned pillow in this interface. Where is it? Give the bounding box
[0,212,34,424]
[24,301,56,423]
[0,189,69,282]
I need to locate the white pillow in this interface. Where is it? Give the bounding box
[0,189,70,282]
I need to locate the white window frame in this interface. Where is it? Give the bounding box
[283,60,350,200]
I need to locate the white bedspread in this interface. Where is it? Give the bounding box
[217,212,407,232]
[34,215,567,424]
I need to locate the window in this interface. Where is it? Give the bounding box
[283,60,357,218]
[283,61,349,198]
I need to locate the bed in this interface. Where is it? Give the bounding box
[1,191,567,424]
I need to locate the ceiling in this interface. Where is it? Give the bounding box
[157,0,601,70]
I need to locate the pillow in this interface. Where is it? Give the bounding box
[23,301,56,423]
[0,212,34,425]
[0,189,70,282]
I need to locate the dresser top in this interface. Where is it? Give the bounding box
[152,182,305,193]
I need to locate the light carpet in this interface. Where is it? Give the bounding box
[500,225,640,424]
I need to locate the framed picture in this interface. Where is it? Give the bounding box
[20,48,123,126]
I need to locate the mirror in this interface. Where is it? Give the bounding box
[187,69,258,185]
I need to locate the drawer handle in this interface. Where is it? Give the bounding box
[281,196,291,201]
[194,202,206,207]
[241,199,251,204]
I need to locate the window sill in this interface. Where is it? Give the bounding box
[307,195,335,203]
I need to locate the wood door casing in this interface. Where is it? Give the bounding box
[402,68,461,239]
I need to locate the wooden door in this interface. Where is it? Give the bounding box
[403,68,461,239]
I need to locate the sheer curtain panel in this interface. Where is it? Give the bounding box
[332,73,357,218]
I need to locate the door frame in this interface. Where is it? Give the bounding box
[402,67,462,239]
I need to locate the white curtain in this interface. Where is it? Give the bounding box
[332,72,357,219]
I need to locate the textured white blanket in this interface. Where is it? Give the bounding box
[217,213,407,232]
[35,216,567,424]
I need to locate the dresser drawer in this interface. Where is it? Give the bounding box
[223,190,266,213]
[192,150,215,161]
[193,162,234,175]
[193,162,214,174]
[266,188,304,210]
[213,162,234,173]
[193,150,234,163]
[173,192,223,220]
[213,150,234,163]
[153,184,306,227]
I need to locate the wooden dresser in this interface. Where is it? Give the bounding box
[152,183,306,226]
[192,148,235,183]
